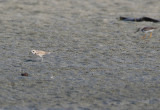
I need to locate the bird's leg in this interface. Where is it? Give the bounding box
[142,34,146,39]
[41,57,43,62]
[149,32,152,38]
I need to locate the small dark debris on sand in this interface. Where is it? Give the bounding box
[21,73,29,76]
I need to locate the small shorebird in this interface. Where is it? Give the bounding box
[31,50,51,62]
[135,27,157,39]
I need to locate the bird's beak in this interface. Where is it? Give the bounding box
[135,28,140,33]
[29,51,32,55]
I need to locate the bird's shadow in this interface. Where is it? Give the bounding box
[24,59,37,62]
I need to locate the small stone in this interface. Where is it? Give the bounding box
[21,73,29,76]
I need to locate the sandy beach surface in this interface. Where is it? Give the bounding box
[0,0,160,109]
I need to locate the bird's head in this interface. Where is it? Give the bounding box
[31,50,37,54]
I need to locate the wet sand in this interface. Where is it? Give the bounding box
[0,0,160,109]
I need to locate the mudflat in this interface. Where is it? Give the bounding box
[0,0,160,110]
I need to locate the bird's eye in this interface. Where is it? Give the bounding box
[32,50,35,53]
